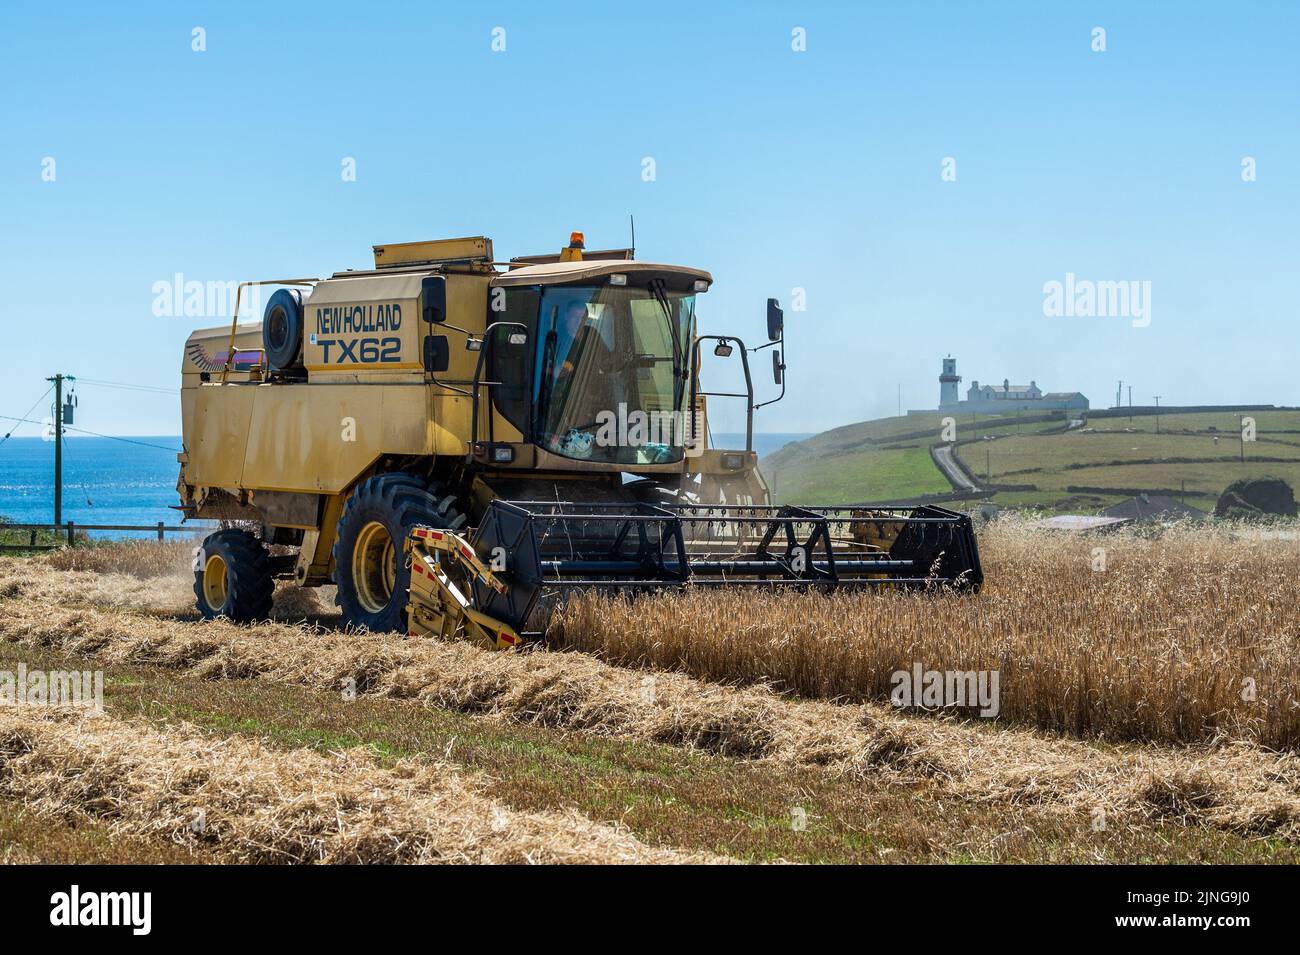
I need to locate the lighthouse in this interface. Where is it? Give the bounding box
[939,356,961,408]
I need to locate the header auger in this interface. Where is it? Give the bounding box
[179,232,982,641]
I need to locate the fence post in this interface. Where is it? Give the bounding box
[29,530,36,547]
[157,521,165,542]
[66,521,75,548]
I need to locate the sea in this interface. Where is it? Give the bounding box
[0,433,811,539]
[0,436,192,539]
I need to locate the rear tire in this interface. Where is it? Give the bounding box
[333,473,466,633]
[194,528,274,622]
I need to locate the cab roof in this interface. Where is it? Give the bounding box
[491,259,711,292]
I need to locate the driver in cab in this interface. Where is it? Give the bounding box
[545,298,628,457]
[551,299,629,403]
[555,300,613,378]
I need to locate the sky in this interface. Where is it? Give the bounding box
[1,1,1297,436]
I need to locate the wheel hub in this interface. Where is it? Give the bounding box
[202,553,229,609]
[353,520,396,614]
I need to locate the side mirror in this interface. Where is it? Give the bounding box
[422,276,447,324]
[507,331,528,346]
[772,349,783,385]
[423,335,449,373]
[766,298,783,341]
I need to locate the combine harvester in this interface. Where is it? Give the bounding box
[178,233,982,647]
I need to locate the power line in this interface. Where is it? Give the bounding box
[0,385,54,446]
[56,425,98,508]
[76,377,176,395]
[64,424,181,453]
[0,414,180,452]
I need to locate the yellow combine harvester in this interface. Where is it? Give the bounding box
[179,233,982,645]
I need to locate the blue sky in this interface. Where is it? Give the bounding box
[1,1,1296,436]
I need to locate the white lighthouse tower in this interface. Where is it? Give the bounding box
[939,356,961,409]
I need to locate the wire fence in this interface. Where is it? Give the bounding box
[0,521,209,551]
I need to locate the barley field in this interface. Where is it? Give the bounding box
[555,518,1300,750]
[1,520,1298,864]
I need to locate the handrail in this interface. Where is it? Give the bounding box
[220,278,322,384]
[693,334,754,453]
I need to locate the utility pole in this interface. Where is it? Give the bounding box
[1153,395,1162,435]
[1127,385,1132,423]
[47,374,65,525]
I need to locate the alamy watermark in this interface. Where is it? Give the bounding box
[152,273,262,320]
[551,403,704,459]
[50,885,151,935]
[0,664,104,711]
[592,402,702,456]
[1042,273,1150,328]
[890,662,1000,717]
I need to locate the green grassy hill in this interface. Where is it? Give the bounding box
[763,410,1064,503]
[763,408,1300,511]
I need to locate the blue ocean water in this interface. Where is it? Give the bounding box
[0,436,188,538]
[0,433,812,539]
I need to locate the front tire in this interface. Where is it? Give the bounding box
[194,528,274,622]
[332,474,466,632]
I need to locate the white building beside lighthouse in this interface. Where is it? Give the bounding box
[930,357,1088,414]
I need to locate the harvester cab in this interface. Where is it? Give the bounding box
[178,232,982,644]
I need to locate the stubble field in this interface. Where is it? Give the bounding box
[1,519,1297,864]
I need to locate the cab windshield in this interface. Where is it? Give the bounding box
[534,284,695,465]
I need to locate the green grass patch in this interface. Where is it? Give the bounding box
[0,799,216,864]
[770,445,951,503]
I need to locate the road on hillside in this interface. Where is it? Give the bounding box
[932,444,983,492]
